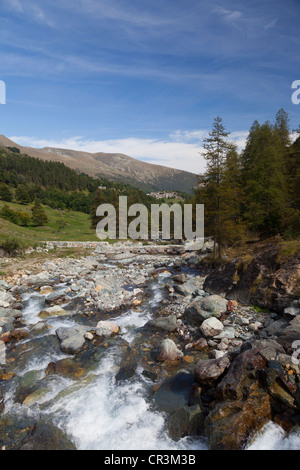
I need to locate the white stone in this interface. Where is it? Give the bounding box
[200,317,224,337]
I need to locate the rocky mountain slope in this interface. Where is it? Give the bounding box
[0,135,197,193]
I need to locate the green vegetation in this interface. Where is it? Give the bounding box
[193,109,300,257]
[0,200,99,244]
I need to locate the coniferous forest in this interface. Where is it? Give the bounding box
[192,109,299,256]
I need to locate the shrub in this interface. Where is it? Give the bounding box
[0,237,23,256]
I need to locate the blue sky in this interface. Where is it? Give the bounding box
[0,0,299,173]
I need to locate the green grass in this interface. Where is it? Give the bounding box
[276,240,300,263]
[0,201,99,244]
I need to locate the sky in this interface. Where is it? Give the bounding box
[0,0,300,174]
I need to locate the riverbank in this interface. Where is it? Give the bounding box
[0,242,299,450]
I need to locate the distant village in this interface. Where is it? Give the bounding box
[146,191,184,200]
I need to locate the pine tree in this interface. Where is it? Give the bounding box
[15,184,31,205]
[219,144,245,245]
[31,200,48,226]
[0,183,13,202]
[201,116,230,257]
[242,120,288,236]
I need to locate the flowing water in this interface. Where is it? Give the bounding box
[2,270,207,450]
[2,265,300,450]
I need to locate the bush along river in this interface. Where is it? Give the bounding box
[0,243,300,450]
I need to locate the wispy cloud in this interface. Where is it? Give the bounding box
[214,5,243,25]
[4,0,55,27]
[264,18,277,30]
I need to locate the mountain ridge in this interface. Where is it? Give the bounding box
[0,135,197,193]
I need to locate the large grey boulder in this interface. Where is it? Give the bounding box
[145,315,178,332]
[184,295,227,325]
[56,325,90,354]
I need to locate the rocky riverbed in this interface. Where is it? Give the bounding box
[0,244,299,450]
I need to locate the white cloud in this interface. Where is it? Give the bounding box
[10,134,205,174]
[4,0,55,27]
[214,6,242,24]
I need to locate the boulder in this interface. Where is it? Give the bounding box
[59,335,86,355]
[184,295,227,325]
[277,316,300,353]
[20,420,76,450]
[173,273,188,284]
[145,315,177,332]
[38,306,70,319]
[200,317,224,337]
[56,325,89,355]
[154,371,195,414]
[96,321,120,334]
[194,356,230,386]
[156,339,183,362]
[205,382,272,450]
[167,405,204,441]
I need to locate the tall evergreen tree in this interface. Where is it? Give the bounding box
[31,200,48,226]
[200,116,230,257]
[0,183,13,202]
[241,120,288,236]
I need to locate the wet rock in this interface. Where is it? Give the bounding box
[46,358,87,380]
[115,364,137,382]
[39,306,70,319]
[183,295,227,325]
[31,322,50,334]
[206,382,272,450]
[156,339,183,362]
[11,329,29,341]
[167,404,204,441]
[154,371,195,413]
[20,420,76,450]
[45,290,69,305]
[96,321,120,334]
[59,335,86,355]
[145,315,178,332]
[40,286,54,295]
[0,415,36,450]
[56,325,89,354]
[15,370,44,404]
[200,317,224,338]
[173,273,188,284]
[194,356,230,386]
[96,328,114,338]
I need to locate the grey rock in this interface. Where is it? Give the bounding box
[167,405,204,441]
[184,295,227,325]
[145,315,178,332]
[194,356,230,385]
[154,371,195,414]
[200,317,224,337]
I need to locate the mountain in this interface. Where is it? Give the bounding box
[0,135,198,193]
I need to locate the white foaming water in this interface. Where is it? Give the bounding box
[47,355,206,450]
[116,308,152,343]
[247,422,300,450]
[15,275,208,450]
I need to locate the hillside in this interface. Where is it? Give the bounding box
[0,135,198,193]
